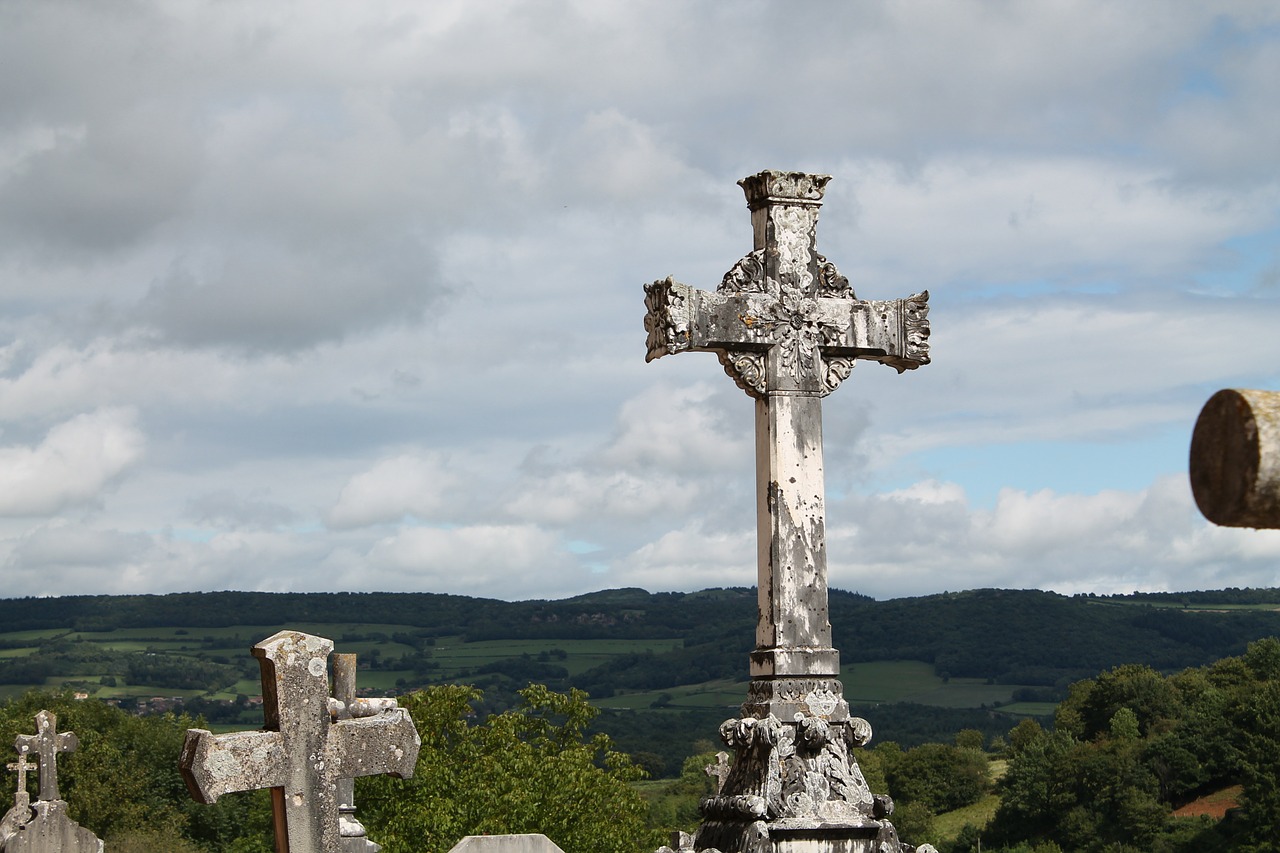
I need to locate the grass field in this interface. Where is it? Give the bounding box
[0,624,1053,716]
[843,661,1036,709]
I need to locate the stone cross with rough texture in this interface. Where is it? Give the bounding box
[331,652,380,853]
[1191,388,1280,529]
[645,171,929,700]
[179,631,421,853]
[4,713,102,853]
[644,171,932,853]
[6,754,35,807]
[15,712,77,803]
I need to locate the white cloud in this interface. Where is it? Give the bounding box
[612,522,755,592]
[362,523,584,596]
[0,2,1276,603]
[829,476,1280,599]
[328,453,458,529]
[0,408,144,516]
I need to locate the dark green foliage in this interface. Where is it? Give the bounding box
[885,742,991,813]
[639,750,722,843]
[984,638,1280,852]
[357,684,647,853]
[0,691,273,852]
[6,587,1280,696]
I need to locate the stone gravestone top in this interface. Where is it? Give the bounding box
[0,754,35,846]
[2,711,102,853]
[180,631,421,853]
[447,834,567,853]
[14,713,75,804]
[644,171,933,853]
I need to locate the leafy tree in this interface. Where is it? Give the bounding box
[358,683,647,853]
[0,690,273,852]
[885,742,990,814]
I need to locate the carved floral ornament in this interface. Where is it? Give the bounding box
[705,712,878,824]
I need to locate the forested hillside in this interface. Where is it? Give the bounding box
[3,587,1278,684]
[4,586,1280,778]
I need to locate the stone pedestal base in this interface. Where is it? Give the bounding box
[673,680,934,853]
[697,815,903,853]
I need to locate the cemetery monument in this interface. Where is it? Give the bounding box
[0,711,102,853]
[180,631,421,853]
[643,170,933,853]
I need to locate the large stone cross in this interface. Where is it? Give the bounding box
[645,170,929,696]
[644,171,931,853]
[179,631,420,853]
[14,711,77,802]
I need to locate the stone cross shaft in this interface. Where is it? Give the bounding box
[644,170,930,693]
[179,631,421,853]
[14,711,77,802]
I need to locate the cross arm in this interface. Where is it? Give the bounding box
[644,277,762,362]
[822,291,931,373]
[326,710,421,781]
[179,728,288,804]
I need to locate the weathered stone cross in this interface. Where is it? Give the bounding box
[180,631,420,853]
[14,711,77,803]
[6,754,34,808]
[644,171,931,853]
[645,170,928,700]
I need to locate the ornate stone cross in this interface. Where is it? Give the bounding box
[14,711,77,803]
[644,171,931,853]
[180,631,421,853]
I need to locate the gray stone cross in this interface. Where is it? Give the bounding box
[331,652,380,853]
[14,711,77,803]
[645,170,929,690]
[179,631,421,853]
[704,752,731,794]
[6,754,35,806]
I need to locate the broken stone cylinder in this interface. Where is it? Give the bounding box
[1190,388,1280,529]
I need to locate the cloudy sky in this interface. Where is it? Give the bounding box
[1,1,1278,602]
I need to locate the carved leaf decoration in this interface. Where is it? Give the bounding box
[815,253,854,298]
[719,250,767,294]
[822,356,854,394]
[643,278,692,362]
[718,351,766,399]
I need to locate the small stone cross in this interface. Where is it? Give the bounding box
[179,631,421,853]
[704,751,731,794]
[645,171,929,691]
[14,711,77,802]
[6,754,35,808]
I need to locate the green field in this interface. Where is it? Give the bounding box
[0,623,1050,716]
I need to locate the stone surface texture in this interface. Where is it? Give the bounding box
[179,630,421,853]
[447,835,567,853]
[1,712,102,853]
[644,171,932,853]
[1190,388,1280,528]
[332,653,381,853]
